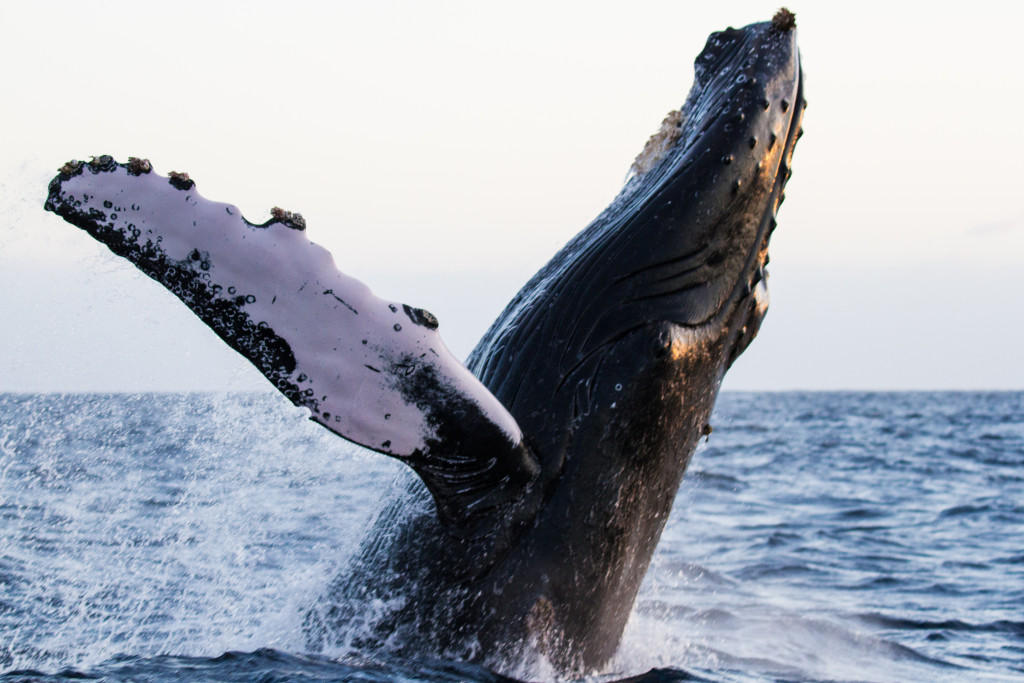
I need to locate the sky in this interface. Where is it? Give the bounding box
[2,0,1023,392]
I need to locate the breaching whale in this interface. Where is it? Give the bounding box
[43,9,804,675]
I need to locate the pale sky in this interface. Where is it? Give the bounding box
[2,0,1022,391]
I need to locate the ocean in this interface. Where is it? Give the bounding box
[1,392,1021,682]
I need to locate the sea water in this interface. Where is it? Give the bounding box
[0,392,1021,682]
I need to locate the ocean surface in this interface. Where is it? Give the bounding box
[0,392,1021,682]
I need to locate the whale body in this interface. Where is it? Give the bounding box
[44,10,804,676]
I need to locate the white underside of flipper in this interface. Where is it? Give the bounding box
[44,159,529,493]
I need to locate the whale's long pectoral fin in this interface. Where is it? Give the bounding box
[44,157,539,533]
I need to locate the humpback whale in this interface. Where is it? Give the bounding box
[43,9,804,675]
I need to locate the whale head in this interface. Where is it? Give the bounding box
[470,10,804,471]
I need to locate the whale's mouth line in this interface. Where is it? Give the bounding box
[717,59,804,368]
[739,62,804,302]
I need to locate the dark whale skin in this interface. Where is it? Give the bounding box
[309,14,805,675]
